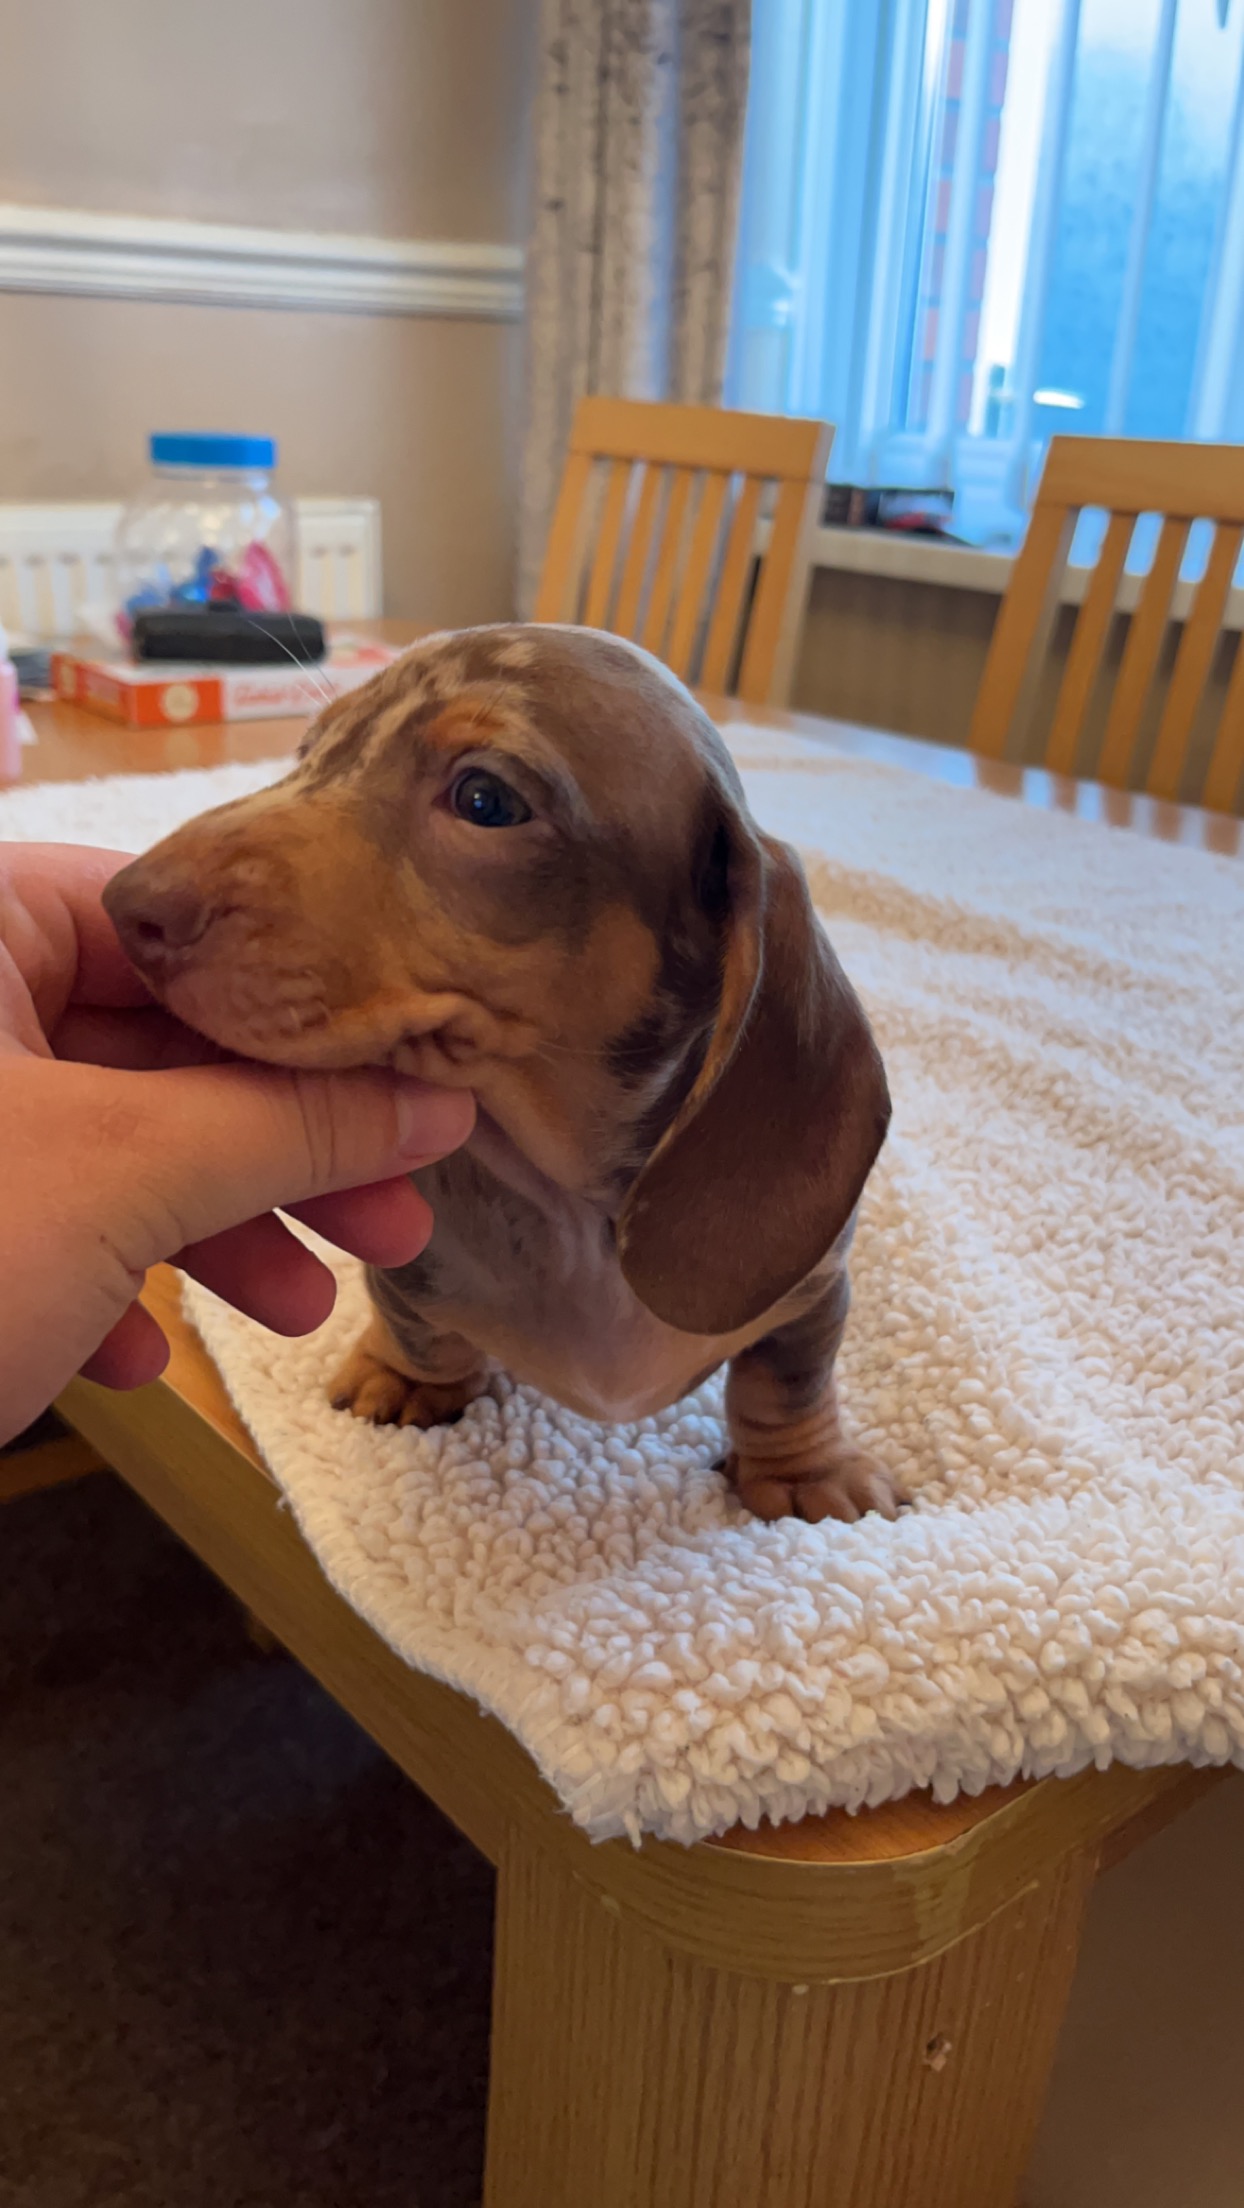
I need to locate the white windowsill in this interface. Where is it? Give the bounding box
[813,524,1015,593]
[810,524,1244,631]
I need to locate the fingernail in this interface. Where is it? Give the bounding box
[394,1079,475,1161]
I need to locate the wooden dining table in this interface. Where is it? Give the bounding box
[11,634,1236,2208]
[19,623,1244,863]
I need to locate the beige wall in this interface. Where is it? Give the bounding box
[0,291,520,629]
[795,566,999,749]
[0,0,529,240]
[0,0,531,623]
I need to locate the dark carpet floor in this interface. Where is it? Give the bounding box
[0,1469,494,2208]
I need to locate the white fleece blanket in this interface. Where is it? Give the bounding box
[7,733,1244,1846]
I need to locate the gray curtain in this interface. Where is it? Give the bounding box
[517,0,752,613]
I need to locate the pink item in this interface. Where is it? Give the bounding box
[235,540,292,613]
[0,633,21,785]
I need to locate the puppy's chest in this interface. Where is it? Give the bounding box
[413,1153,734,1422]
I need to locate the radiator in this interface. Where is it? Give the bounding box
[0,495,382,639]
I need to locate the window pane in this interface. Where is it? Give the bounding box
[971,0,1063,435]
[1034,0,1163,440]
[730,0,1244,533]
[1034,0,1244,444]
[902,0,1015,438]
[1128,0,1244,435]
[897,0,954,434]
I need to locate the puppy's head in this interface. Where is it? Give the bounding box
[105,625,888,1331]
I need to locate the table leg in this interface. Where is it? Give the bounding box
[485,1829,1094,2208]
[0,1421,105,1502]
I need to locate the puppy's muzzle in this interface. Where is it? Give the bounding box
[105,859,219,981]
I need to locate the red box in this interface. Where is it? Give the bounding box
[51,636,402,729]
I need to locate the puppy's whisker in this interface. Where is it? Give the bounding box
[531,1032,598,1068]
[230,610,336,711]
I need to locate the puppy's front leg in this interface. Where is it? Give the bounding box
[330,1280,489,1431]
[724,1269,903,1524]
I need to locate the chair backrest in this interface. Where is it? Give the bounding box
[533,396,832,706]
[969,436,1244,813]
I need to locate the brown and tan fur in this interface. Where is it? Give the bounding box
[104,626,900,1523]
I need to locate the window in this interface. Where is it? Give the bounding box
[729,0,1244,544]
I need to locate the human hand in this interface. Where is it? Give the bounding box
[0,842,474,1446]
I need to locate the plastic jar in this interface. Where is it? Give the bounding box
[114,433,296,633]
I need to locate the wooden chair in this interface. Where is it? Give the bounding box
[533,396,832,706]
[969,435,1244,813]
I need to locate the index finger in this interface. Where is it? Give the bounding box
[0,842,152,1024]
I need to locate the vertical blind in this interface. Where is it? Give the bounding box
[729,0,1244,542]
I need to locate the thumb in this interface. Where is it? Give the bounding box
[88,1059,474,1269]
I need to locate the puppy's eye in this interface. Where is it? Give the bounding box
[451,769,532,829]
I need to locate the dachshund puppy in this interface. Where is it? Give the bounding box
[104,626,898,1523]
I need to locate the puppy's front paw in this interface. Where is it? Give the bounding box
[329,1345,480,1430]
[726,1445,906,1525]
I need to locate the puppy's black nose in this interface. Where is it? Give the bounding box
[104,868,211,965]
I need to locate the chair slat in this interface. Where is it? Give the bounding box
[582,461,633,631]
[968,502,1077,760]
[1046,512,1134,775]
[613,464,663,639]
[666,471,730,682]
[1097,515,1189,788]
[534,399,832,704]
[739,419,832,705]
[1203,625,1244,813]
[737,479,813,705]
[532,451,594,624]
[700,476,764,695]
[1147,520,1243,800]
[640,468,694,660]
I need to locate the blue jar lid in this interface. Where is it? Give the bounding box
[149,433,277,469]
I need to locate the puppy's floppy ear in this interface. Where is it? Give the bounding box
[617,813,890,1336]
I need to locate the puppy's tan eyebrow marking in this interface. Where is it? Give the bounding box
[419,701,589,815]
[421,700,516,755]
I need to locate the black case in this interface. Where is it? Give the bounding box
[131,609,327,665]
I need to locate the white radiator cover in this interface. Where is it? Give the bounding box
[0,496,382,638]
